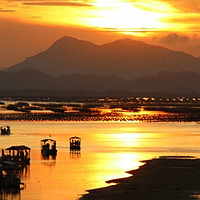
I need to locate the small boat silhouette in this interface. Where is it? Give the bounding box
[41,139,57,156]
[1,126,11,135]
[70,136,81,151]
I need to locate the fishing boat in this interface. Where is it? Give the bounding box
[1,126,11,135]
[5,145,31,165]
[70,136,81,151]
[0,160,24,189]
[41,139,57,156]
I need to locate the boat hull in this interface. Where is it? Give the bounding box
[41,149,57,156]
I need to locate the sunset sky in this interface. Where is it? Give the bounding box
[1,0,200,68]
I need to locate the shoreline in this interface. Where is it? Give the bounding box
[80,156,200,200]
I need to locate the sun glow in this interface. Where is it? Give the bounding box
[88,1,168,32]
[1,0,189,37]
[111,133,142,147]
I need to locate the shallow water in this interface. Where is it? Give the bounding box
[1,121,200,200]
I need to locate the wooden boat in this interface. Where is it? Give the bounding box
[70,136,81,151]
[1,126,11,135]
[41,139,57,156]
[5,145,31,165]
[0,160,24,189]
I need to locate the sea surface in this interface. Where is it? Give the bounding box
[1,121,200,200]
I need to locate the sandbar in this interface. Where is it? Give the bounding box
[80,156,200,200]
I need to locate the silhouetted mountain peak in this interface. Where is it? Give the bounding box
[6,36,200,79]
[102,38,146,48]
[50,36,96,50]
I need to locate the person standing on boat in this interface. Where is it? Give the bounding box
[20,151,24,160]
[25,149,28,158]
[1,149,5,160]
[46,143,50,150]
[52,141,56,150]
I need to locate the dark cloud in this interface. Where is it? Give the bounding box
[150,33,200,57]
[160,33,189,44]
[8,0,92,1]
[0,8,15,12]
[23,2,92,6]
[7,0,93,7]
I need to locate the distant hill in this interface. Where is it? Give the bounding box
[6,36,200,80]
[0,68,129,91]
[0,68,54,90]
[1,68,200,94]
[131,71,200,93]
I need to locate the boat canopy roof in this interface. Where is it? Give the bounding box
[6,145,31,151]
[1,125,10,129]
[41,139,56,142]
[70,136,81,140]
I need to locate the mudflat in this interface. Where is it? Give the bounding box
[81,156,200,200]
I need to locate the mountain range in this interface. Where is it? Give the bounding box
[3,36,200,95]
[1,68,200,94]
[6,36,200,80]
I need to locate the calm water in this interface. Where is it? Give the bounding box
[1,121,200,200]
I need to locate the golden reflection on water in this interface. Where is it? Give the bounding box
[1,121,200,200]
[25,150,145,200]
[110,133,142,147]
[111,153,143,173]
[97,107,166,117]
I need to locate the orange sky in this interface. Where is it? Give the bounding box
[1,0,200,68]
